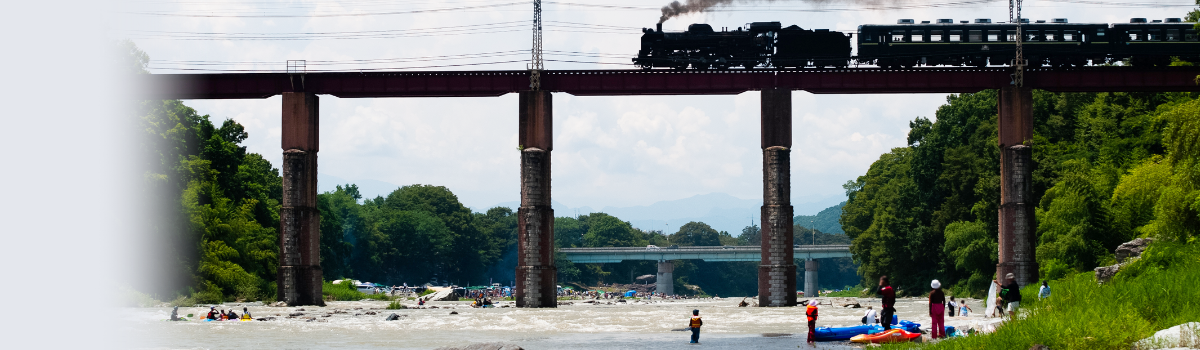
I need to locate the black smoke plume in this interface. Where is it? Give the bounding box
[658,0,913,24]
[659,0,736,23]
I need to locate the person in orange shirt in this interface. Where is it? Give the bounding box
[688,309,703,343]
[806,300,819,344]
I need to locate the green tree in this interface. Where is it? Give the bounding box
[583,213,643,247]
[670,221,721,246]
[737,224,761,245]
[942,221,998,293]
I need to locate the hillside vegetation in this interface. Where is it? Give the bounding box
[841,89,1200,296]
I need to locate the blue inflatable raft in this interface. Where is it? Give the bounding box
[812,320,936,341]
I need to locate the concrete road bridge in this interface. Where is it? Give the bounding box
[560,245,851,297]
[137,66,1200,308]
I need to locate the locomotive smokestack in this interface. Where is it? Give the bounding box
[657,23,663,32]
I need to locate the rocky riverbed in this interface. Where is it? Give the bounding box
[133,296,1002,349]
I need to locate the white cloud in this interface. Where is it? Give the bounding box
[123,0,1193,210]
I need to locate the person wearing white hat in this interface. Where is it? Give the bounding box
[994,273,1022,319]
[928,279,946,339]
[805,300,819,344]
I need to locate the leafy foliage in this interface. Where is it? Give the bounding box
[316,185,517,287]
[842,89,1200,296]
[138,98,281,302]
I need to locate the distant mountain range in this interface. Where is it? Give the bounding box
[794,202,846,234]
[318,174,847,236]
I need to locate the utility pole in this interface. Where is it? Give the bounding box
[1010,0,1025,86]
[530,0,544,90]
[811,220,816,246]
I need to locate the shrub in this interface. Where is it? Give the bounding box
[890,240,1200,350]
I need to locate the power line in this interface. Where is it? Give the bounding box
[147,59,531,72]
[126,2,526,17]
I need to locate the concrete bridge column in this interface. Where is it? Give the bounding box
[804,259,820,298]
[997,86,1039,287]
[278,92,324,306]
[516,90,557,308]
[758,88,797,307]
[656,261,674,296]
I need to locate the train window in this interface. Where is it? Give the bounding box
[911,30,925,42]
[1007,31,1017,42]
[1129,30,1143,41]
[1167,29,1180,41]
[1025,30,1039,41]
[863,33,873,42]
[969,30,982,42]
[988,30,1001,42]
[1063,31,1076,41]
[931,30,944,42]
[1149,29,1163,41]
[1186,29,1198,41]
[891,31,906,42]
[950,30,962,42]
[1045,32,1057,42]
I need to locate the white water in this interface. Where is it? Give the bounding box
[132,297,995,349]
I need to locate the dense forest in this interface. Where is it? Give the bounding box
[841,89,1200,296]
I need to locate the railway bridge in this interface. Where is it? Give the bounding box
[559,244,851,297]
[138,66,1200,307]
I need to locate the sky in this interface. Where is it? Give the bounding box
[117,0,1194,213]
[0,1,1193,347]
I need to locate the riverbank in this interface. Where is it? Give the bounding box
[891,240,1200,349]
[134,295,1002,349]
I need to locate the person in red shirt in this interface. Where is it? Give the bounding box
[806,300,819,344]
[878,275,896,330]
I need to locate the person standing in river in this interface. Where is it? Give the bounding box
[805,300,819,344]
[878,276,896,330]
[688,309,703,343]
[928,280,946,339]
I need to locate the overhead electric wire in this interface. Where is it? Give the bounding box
[126,20,638,41]
[126,2,526,17]
[124,0,1195,19]
[147,60,531,72]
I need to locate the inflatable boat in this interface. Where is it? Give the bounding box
[849,329,921,343]
[812,320,923,341]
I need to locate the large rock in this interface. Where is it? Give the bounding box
[1094,263,1124,284]
[1133,322,1200,349]
[1116,238,1154,263]
[1095,238,1155,284]
[434,343,523,350]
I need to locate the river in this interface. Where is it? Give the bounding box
[132,297,999,349]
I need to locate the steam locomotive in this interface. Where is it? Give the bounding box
[634,18,1200,69]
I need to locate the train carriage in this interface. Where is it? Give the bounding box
[857,19,1110,68]
[1110,18,1200,66]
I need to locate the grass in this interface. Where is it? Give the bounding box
[887,239,1200,349]
[322,281,368,301]
[386,300,406,309]
[322,281,397,301]
[823,289,862,297]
